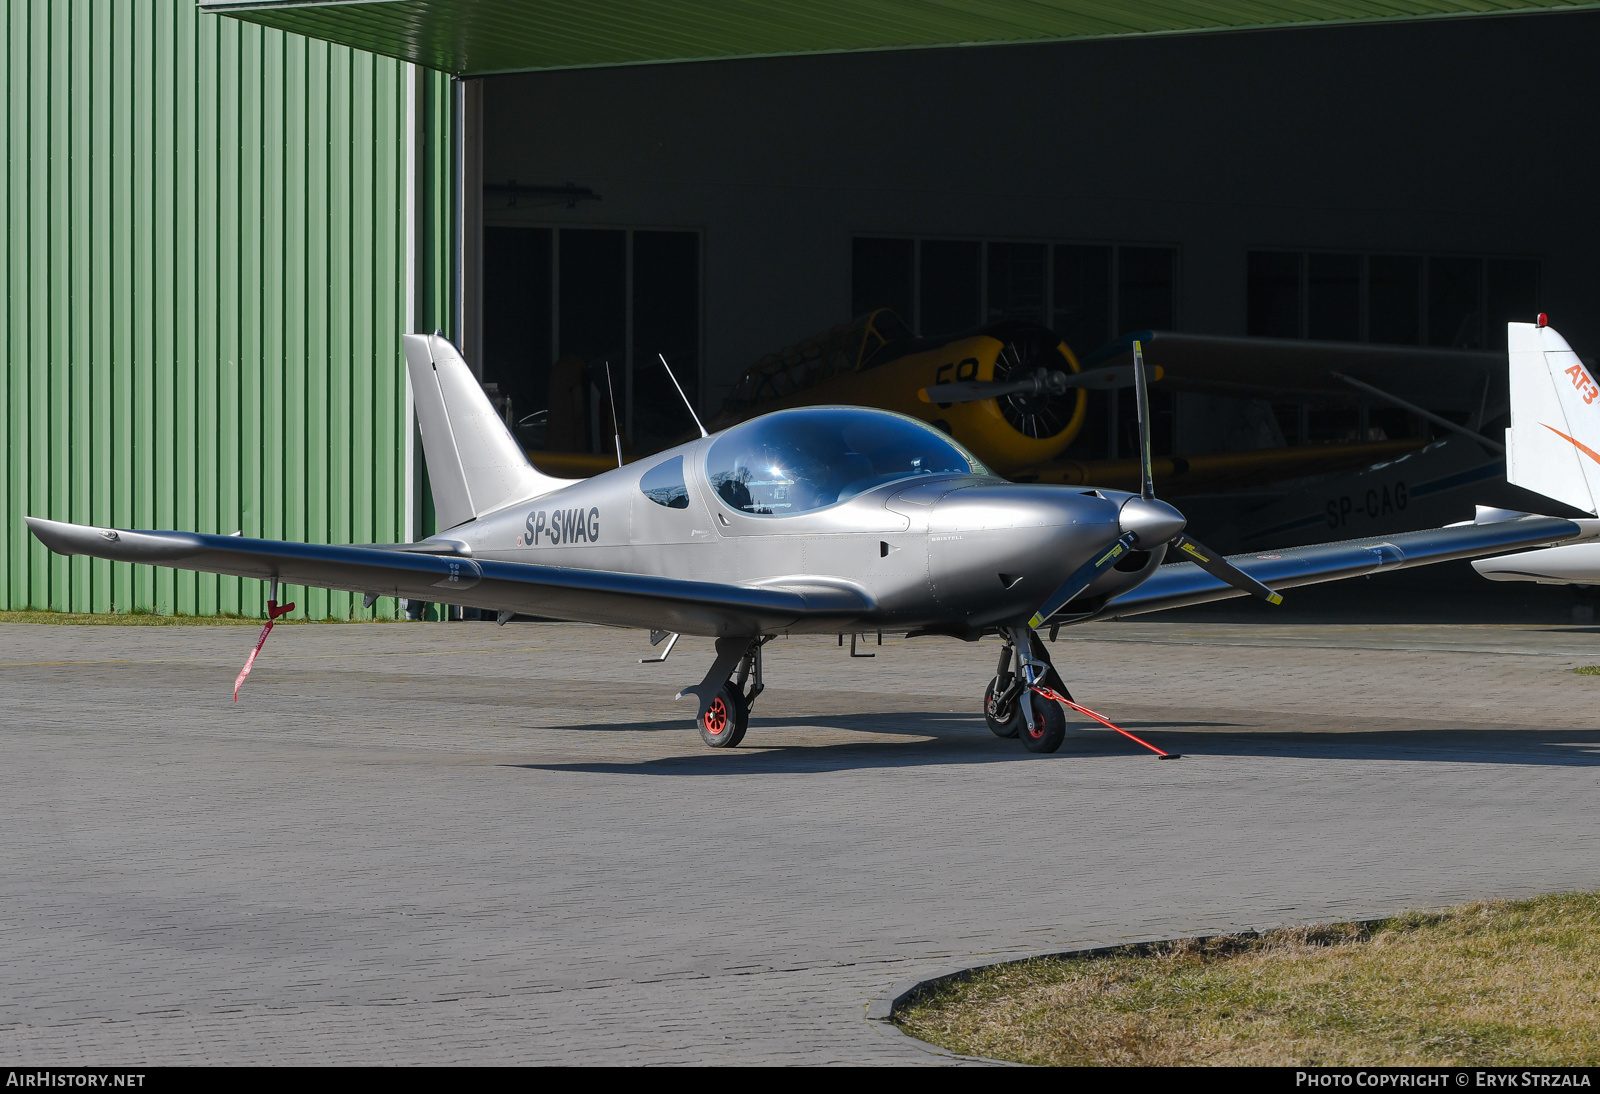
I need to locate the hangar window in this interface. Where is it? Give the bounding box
[639,455,690,509]
[850,237,1176,358]
[1247,251,1539,350]
[705,407,982,517]
[852,238,914,320]
[482,225,702,460]
[920,241,982,336]
[1052,245,1111,353]
[1117,247,1176,332]
[987,242,1047,326]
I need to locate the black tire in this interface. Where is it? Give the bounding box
[1018,692,1067,754]
[984,676,1020,738]
[698,682,749,748]
[727,687,751,747]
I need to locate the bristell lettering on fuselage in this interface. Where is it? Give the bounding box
[522,507,600,546]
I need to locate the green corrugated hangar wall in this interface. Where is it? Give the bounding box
[0,0,454,619]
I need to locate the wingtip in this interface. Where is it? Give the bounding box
[22,515,82,555]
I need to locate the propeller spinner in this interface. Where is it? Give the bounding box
[1025,341,1282,628]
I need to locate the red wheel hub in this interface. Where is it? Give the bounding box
[704,697,728,735]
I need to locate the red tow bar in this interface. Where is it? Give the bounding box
[1030,685,1181,759]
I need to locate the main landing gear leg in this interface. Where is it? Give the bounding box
[678,636,768,749]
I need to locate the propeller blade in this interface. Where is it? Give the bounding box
[1133,339,1155,502]
[1026,532,1138,628]
[1058,363,1163,390]
[918,364,1163,405]
[1170,533,1283,605]
[918,377,1040,404]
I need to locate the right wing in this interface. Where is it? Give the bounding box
[1092,513,1579,620]
[24,517,870,637]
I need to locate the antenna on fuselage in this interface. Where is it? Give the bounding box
[602,360,624,469]
[658,352,708,438]
[1132,339,1155,502]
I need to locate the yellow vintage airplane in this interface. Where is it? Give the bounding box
[708,309,1094,474]
[529,310,1434,494]
[531,309,1098,476]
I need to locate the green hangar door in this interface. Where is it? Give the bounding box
[482,225,701,462]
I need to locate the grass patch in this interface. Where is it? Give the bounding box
[896,894,1600,1066]
[0,609,405,626]
[1574,666,1600,676]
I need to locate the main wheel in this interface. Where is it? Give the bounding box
[1018,692,1067,754]
[984,676,1020,738]
[727,687,751,747]
[698,682,750,748]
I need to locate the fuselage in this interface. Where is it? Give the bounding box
[434,406,1167,635]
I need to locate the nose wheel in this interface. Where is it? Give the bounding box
[1017,692,1067,753]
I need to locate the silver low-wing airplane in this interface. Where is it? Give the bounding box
[26,334,1580,753]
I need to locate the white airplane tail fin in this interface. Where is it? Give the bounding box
[1505,319,1600,516]
[404,333,574,531]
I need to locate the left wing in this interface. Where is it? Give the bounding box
[1090,512,1578,620]
[23,517,871,636]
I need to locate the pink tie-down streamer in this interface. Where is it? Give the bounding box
[233,598,296,701]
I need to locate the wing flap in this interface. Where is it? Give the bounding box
[24,517,871,636]
[1096,514,1579,619]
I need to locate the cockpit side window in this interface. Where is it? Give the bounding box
[639,455,689,509]
[705,407,983,517]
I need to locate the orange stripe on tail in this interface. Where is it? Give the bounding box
[1542,423,1600,467]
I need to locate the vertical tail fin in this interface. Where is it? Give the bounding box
[1505,320,1600,516]
[403,333,574,531]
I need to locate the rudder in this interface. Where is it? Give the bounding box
[1505,320,1600,516]
[404,333,574,531]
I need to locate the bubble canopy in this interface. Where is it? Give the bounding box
[705,407,986,517]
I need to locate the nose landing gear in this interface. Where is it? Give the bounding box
[987,624,1180,758]
[984,627,1075,753]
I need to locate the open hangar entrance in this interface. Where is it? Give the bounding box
[208,0,1600,592]
[212,1,1600,456]
[466,9,1595,468]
